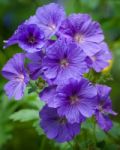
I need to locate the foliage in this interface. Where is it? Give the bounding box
[9,109,39,122]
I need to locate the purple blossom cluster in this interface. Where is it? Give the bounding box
[2,3,116,143]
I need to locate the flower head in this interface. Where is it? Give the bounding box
[35,3,66,38]
[60,14,104,56]
[95,84,117,131]
[42,38,88,84]
[40,78,97,123]
[4,24,45,53]
[2,53,29,100]
[40,105,80,143]
[86,42,112,72]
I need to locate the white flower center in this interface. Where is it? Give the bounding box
[91,55,96,61]
[70,95,79,104]
[16,74,24,82]
[49,24,56,32]
[74,33,84,44]
[98,105,103,112]
[60,59,69,68]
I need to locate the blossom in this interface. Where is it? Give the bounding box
[35,3,66,38]
[60,14,104,56]
[4,24,45,53]
[40,78,97,123]
[2,2,116,141]
[95,84,117,131]
[2,53,29,100]
[42,38,89,84]
[40,105,80,143]
[26,51,44,80]
[86,42,112,72]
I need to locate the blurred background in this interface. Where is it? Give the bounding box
[0,0,120,150]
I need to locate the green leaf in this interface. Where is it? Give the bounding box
[109,122,120,138]
[95,125,107,141]
[0,95,18,148]
[9,109,39,122]
[28,81,38,94]
[84,69,113,84]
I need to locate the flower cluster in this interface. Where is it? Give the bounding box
[2,3,116,143]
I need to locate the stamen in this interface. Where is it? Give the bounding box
[28,36,36,44]
[60,59,69,67]
[74,33,84,44]
[91,55,96,61]
[16,74,24,82]
[58,117,67,124]
[49,24,56,31]
[70,95,79,104]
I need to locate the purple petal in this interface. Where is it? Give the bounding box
[78,78,97,98]
[80,42,101,56]
[36,3,66,38]
[58,104,85,123]
[4,80,26,100]
[96,84,111,99]
[96,112,113,131]
[78,98,96,117]
[2,53,25,80]
[39,86,58,107]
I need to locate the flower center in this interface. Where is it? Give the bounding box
[91,55,96,61]
[70,95,79,104]
[60,59,69,68]
[74,33,84,44]
[17,74,24,82]
[98,105,103,112]
[28,36,36,44]
[98,101,105,113]
[98,105,107,114]
[49,24,56,32]
[58,117,67,124]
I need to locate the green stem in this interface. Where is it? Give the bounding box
[40,136,46,150]
[91,117,97,149]
[67,141,74,149]
[74,136,81,150]
[93,118,97,143]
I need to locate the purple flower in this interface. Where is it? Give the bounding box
[4,24,45,53]
[40,78,97,123]
[42,39,89,84]
[95,84,117,131]
[35,3,66,38]
[60,14,104,56]
[2,53,29,100]
[40,105,80,143]
[86,42,112,72]
[26,51,44,80]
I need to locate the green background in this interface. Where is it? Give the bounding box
[0,0,120,150]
